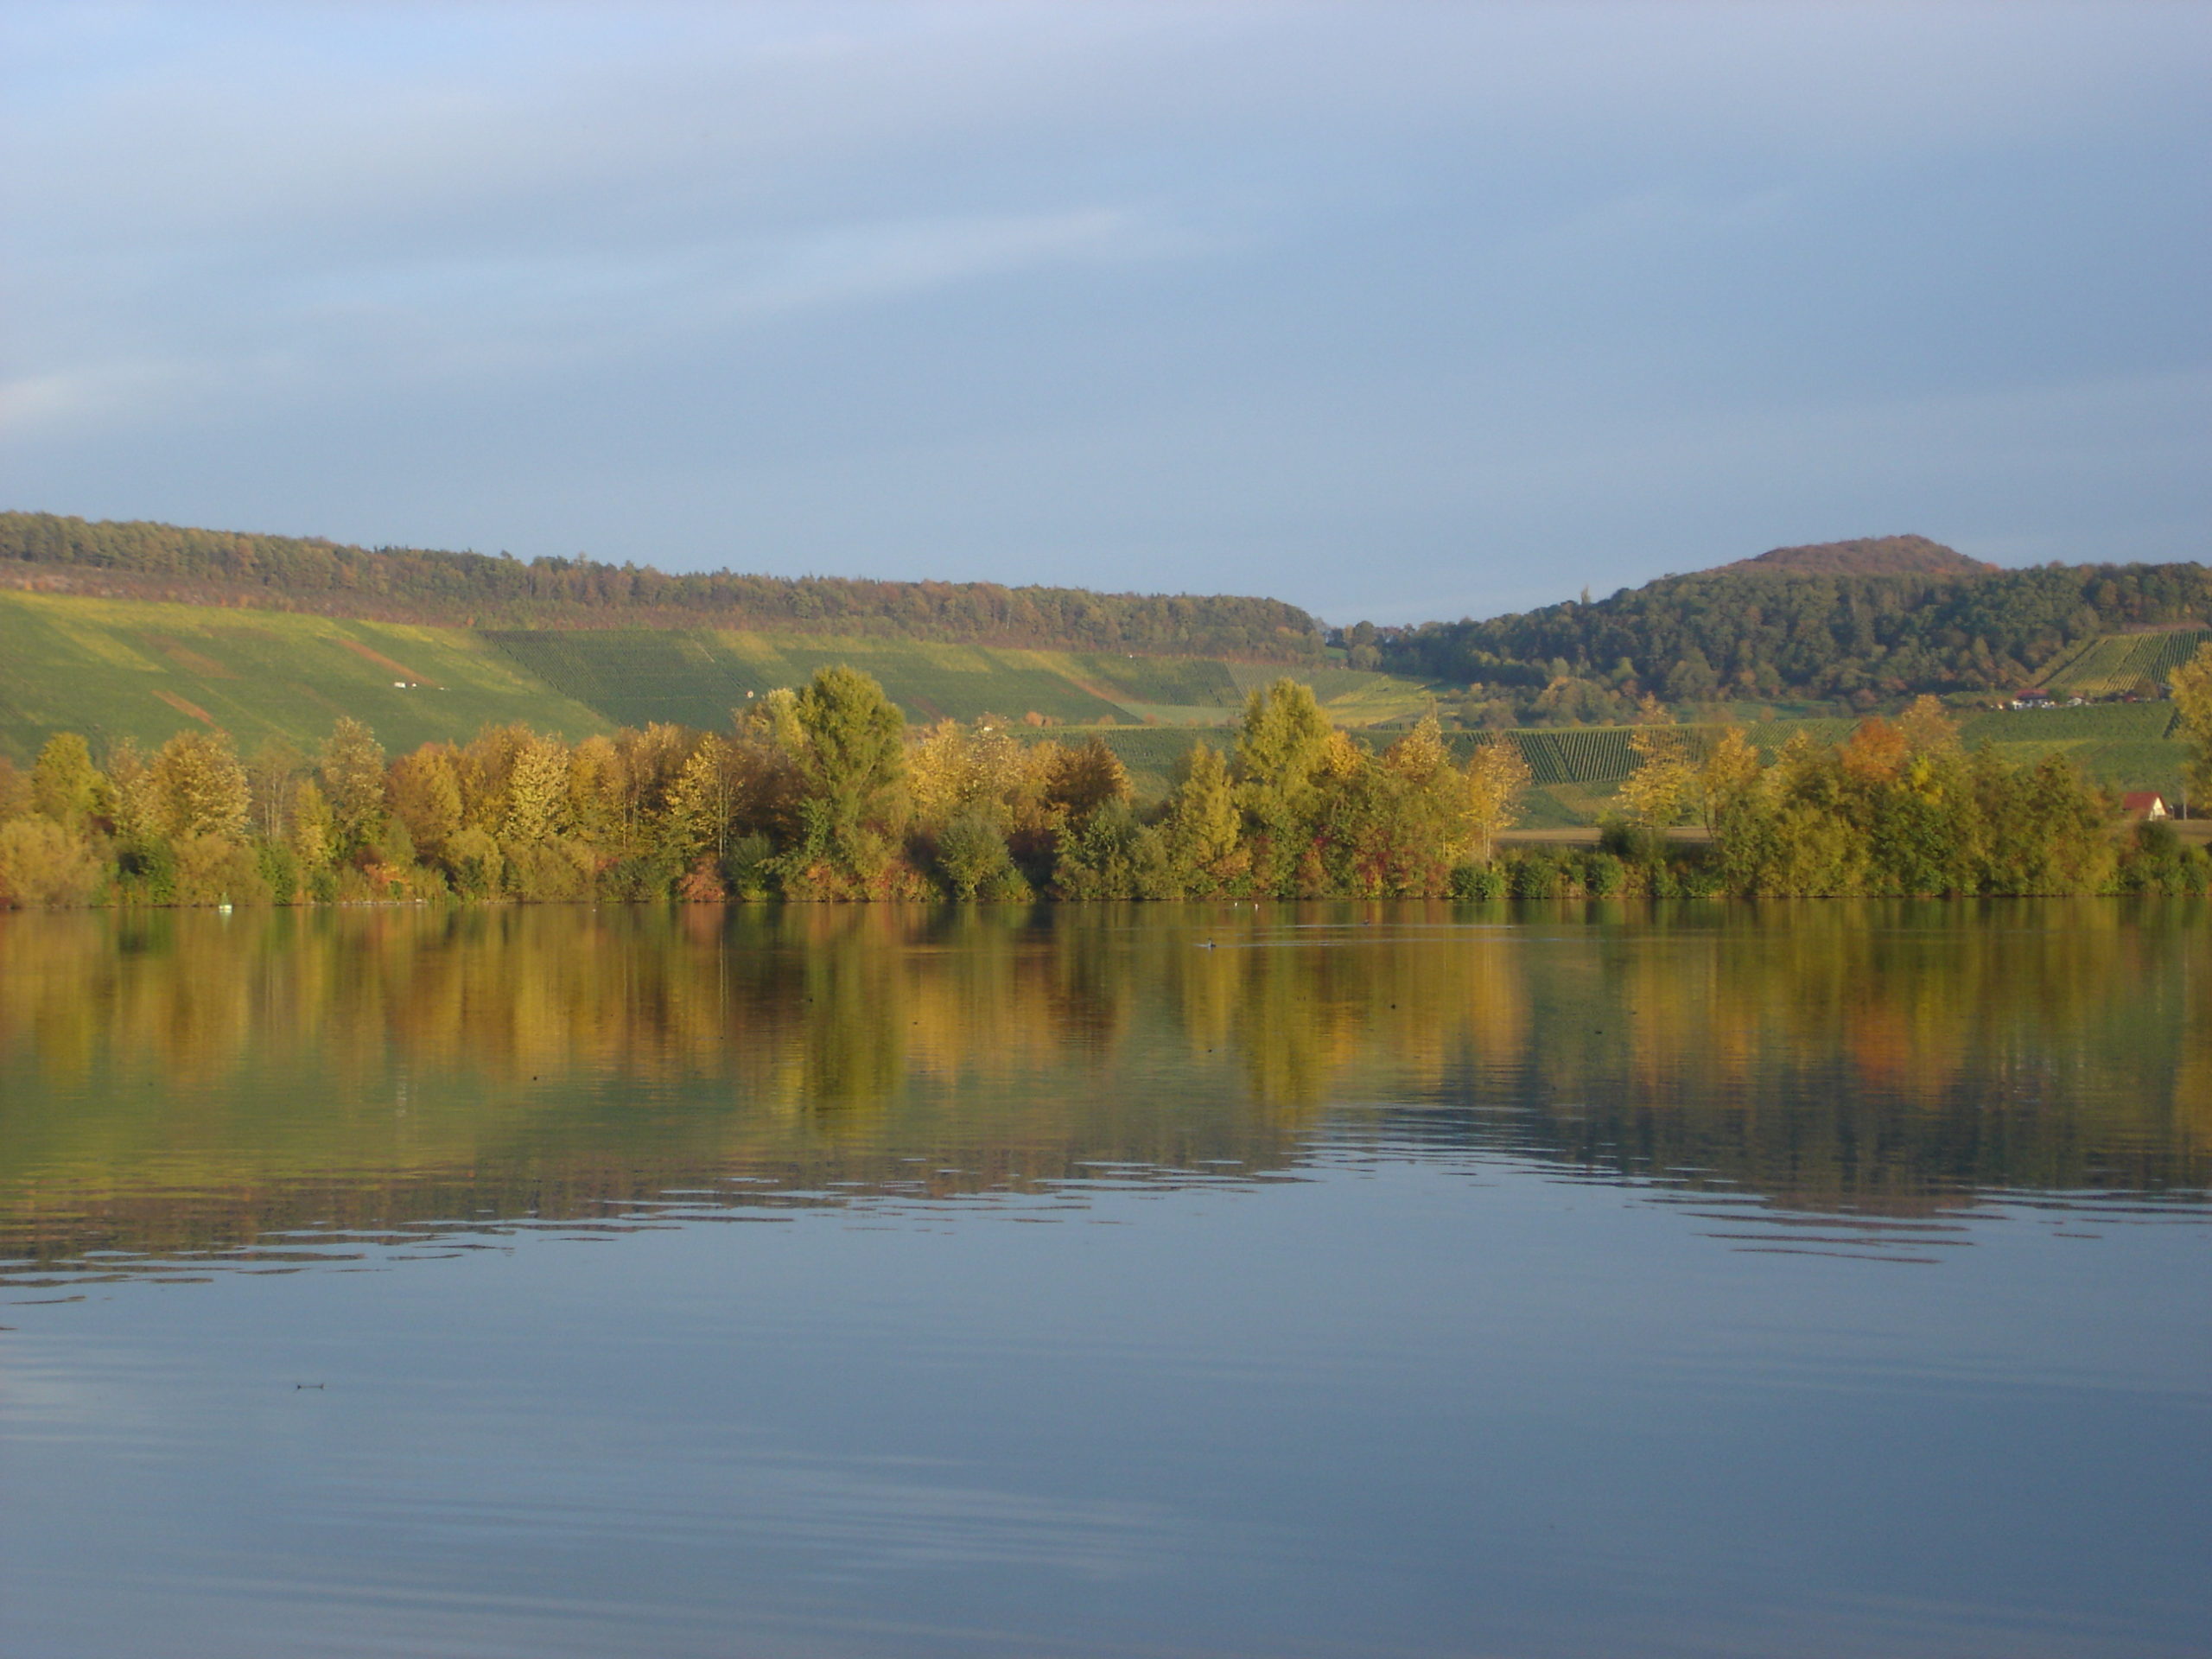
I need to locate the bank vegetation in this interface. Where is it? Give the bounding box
[3,647,2209,908]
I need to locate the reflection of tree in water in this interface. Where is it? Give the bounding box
[1411,900,2211,1210]
[0,899,2205,1273]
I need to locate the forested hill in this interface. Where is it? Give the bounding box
[0,512,1324,661]
[1719,535,1998,578]
[1377,539,2211,709]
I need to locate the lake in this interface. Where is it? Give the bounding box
[2,901,2207,1658]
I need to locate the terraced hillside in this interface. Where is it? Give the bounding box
[2044,630,2212,698]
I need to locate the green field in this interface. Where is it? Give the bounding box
[0,591,611,761]
[3,591,2191,812]
[0,590,1438,763]
[486,630,1440,730]
[1957,702,2177,744]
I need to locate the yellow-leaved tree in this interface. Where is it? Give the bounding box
[2171,643,2212,809]
[1463,734,1533,865]
[1617,695,1700,828]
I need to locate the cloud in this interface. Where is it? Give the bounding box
[3,3,2206,613]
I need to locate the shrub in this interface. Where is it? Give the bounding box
[256,842,302,905]
[1508,849,1569,899]
[443,826,503,899]
[172,833,272,906]
[936,810,1017,899]
[118,836,177,905]
[1446,861,1505,899]
[722,833,777,900]
[503,837,596,902]
[0,817,106,906]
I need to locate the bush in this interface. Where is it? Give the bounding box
[172,833,273,906]
[1582,851,1627,896]
[1446,861,1505,899]
[442,826,503,899]
[118,836,178,905]
[2119,820,2211,895]
[936,810,1017,900]
[601,849,680,901]
[503,837,595,902]
[0,817,107,906]
[1598,817,1668,866]
[722,833,777,900]
[1508,849,1569,899]
[256,842,302,905]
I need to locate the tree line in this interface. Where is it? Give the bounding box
[3,651,2208,908]
[0,512,1325,660]
[1365,560,2212,722]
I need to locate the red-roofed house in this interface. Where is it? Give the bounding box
[2122,791,2170,821]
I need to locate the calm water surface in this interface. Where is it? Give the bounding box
[1,901,2207,1658]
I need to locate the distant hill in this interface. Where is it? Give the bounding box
[0,512,1324,662]
[1721,535,1999,579]
[1376,547,2210,713]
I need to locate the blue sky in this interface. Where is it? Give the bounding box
[3,3,2207,624]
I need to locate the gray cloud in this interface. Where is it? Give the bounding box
[3,2,2207,621]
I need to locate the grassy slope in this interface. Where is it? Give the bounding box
[0,591,611,761]
[486,628,1438,729]
[4,589,2189,810]
[0,590,1439,763]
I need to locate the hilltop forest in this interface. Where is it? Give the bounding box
[1366,538,2212,723]
[0,512,1324,660]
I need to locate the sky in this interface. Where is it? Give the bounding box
[3,3,2208,625]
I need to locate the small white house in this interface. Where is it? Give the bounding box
[2122,791,2170,821]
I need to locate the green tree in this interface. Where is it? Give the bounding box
[1161,741,1243,891]
[935,810,1020,899]
[320,717,388,855]
[1234,678,1333,893]
[30,733,105,832]
[791,665,907,877]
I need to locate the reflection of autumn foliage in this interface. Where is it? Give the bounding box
[0,900,2205,1270]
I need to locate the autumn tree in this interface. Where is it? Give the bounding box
[2171,643,2212,807]
[1698,728,1764,832]
[1044,738,1133,827]
[501,735,572,844]
[245,739,304,842]
[389,746,465,862]
[1617,696,1700,828]
[320,717,388,855]
[287,779,335,870]
[1160,741,1242,888]
[30,734,105,833]
[1897,694,1962,759]
[148,730,251,842]
[1463,734,1533,865]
